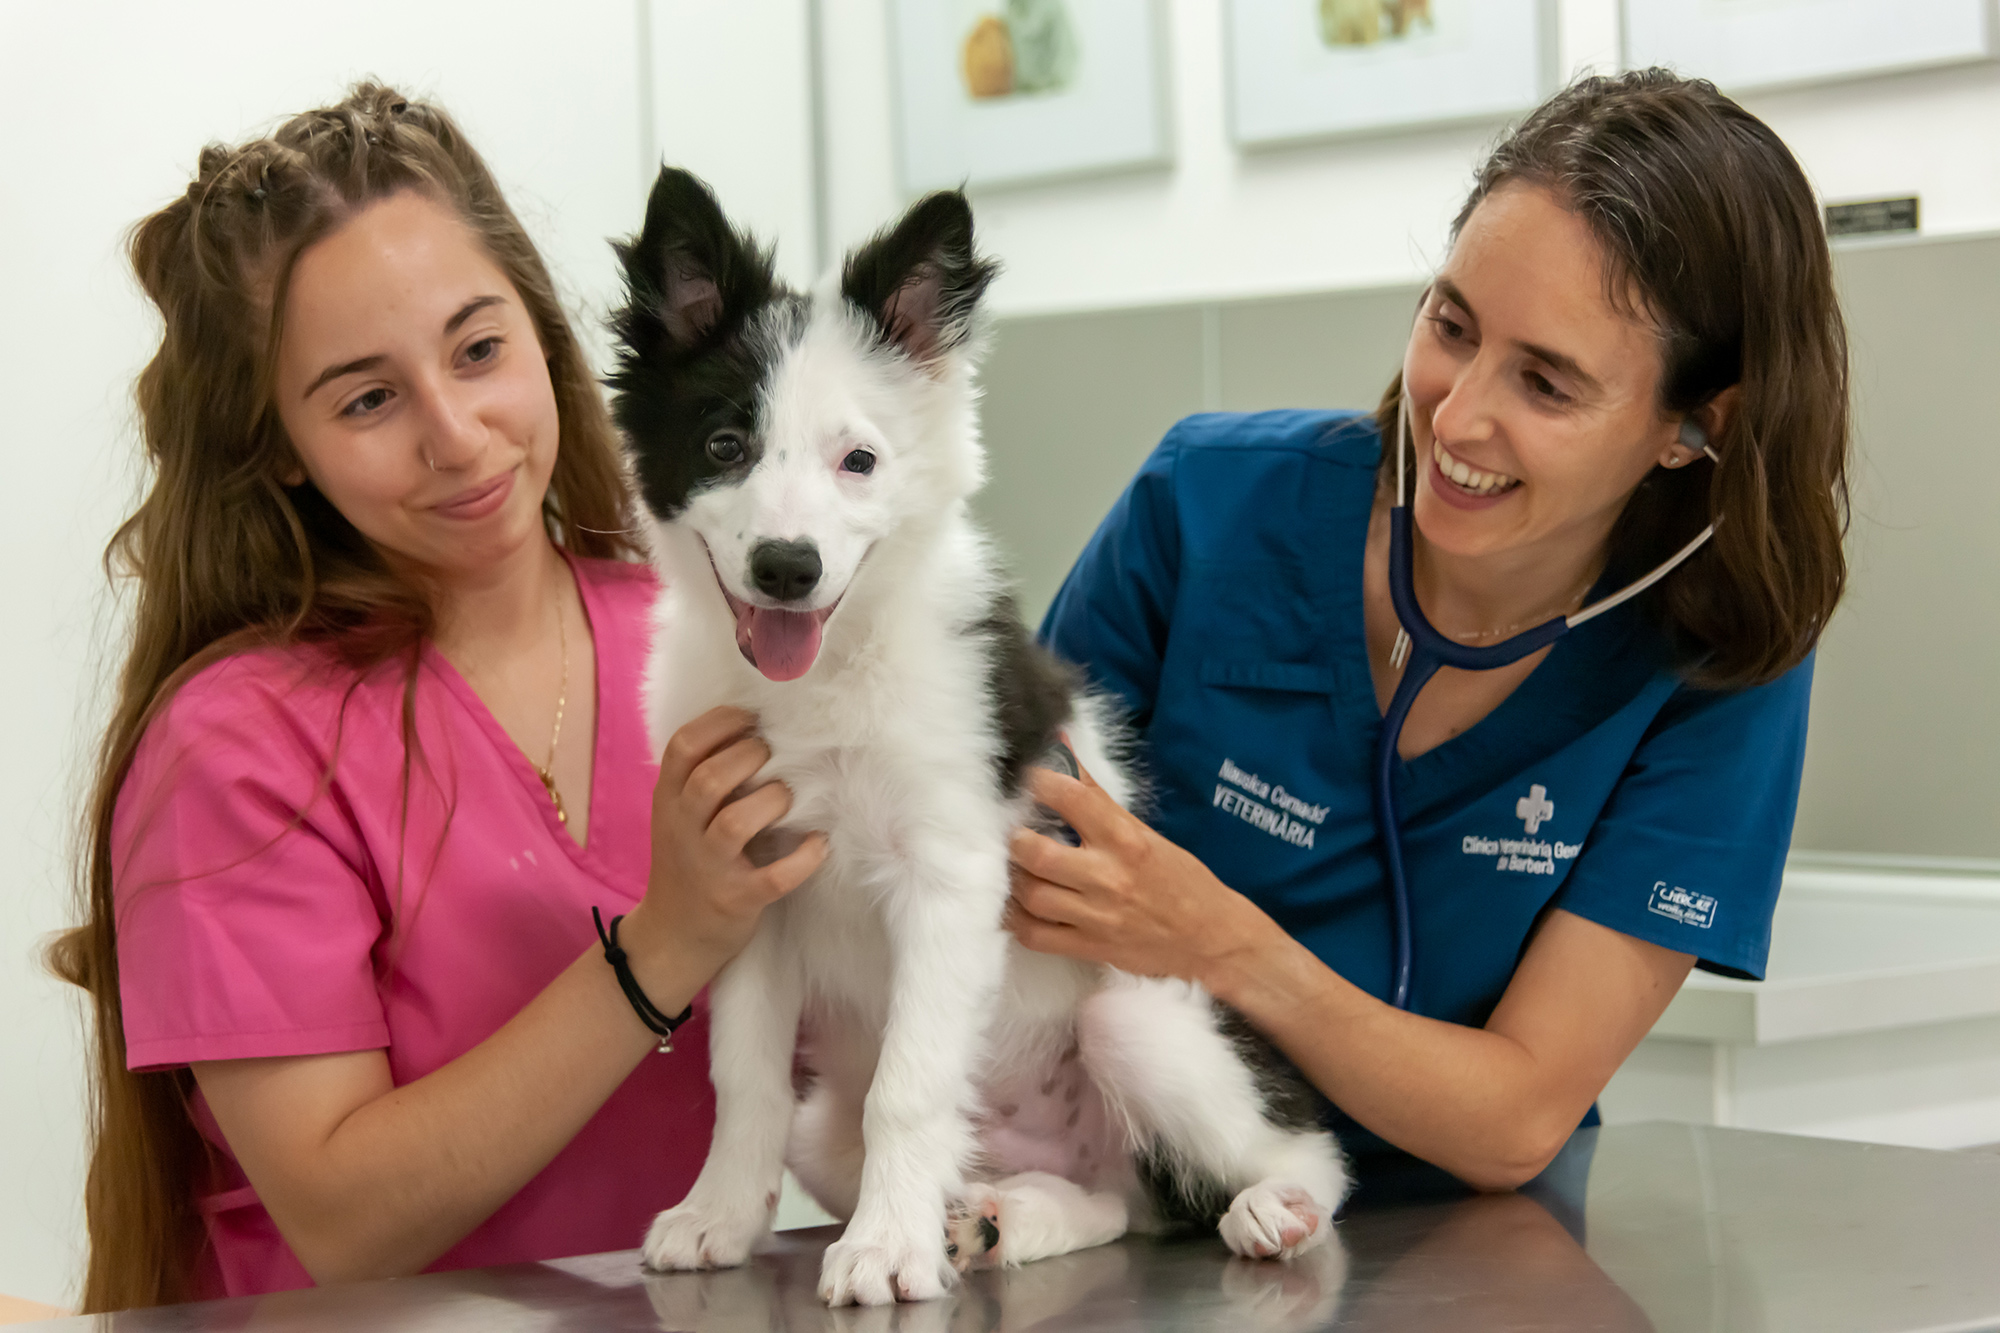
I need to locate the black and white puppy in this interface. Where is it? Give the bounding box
[608,168,1348,1308]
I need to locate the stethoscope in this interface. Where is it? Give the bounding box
[1374,389,1719,1010]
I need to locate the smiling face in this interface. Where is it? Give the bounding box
[1402,182,1698,566]
[272,190,560,581]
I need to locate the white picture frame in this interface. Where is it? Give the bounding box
[888,0,1172,194]
[1225,0,1558,148]
[1623,0,1996,93]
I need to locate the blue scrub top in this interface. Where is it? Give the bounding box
[1040,411,1811,1148]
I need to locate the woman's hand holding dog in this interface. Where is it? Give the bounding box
[621,707,828,1001]
[1006,761,1281,1000]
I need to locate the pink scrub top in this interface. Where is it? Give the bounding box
[112,554,713,1299]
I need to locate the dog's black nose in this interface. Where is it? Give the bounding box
[748,539,822,603]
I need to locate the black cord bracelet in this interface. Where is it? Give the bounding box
[593,907,695,1053]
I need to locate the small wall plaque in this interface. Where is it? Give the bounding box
[1824,197,1920,239]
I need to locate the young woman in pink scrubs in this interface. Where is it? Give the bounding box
[47,85,825,1312]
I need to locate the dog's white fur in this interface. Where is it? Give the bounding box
[636,268,1346,1307]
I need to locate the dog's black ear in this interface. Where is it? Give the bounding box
[613,167,774,353]
[841,190,998,370]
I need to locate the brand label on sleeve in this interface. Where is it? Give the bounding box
[1647,881,1717,929]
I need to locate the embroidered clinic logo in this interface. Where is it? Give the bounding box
[1212,758,1326,850]
[1462,834,1580,876]
[1516,784,1554,834]
[1461,782,1580,876]
[1648,881,1717,929]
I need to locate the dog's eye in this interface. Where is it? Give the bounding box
[706,432,746,465]
[841,449,876,476]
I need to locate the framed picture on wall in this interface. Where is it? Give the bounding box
[888,0,1171,193]
[1225,0,1558,147]
[1623,0,1995,93]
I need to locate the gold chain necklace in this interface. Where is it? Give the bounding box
[1389,579,1593,672]
[533,586,570,825]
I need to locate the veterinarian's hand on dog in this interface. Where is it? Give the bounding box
[1007,759,1271,989]
[624,706,827,986]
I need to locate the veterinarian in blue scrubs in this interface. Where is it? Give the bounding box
[1009,72,1852,1188]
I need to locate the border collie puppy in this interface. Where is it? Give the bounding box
[608,168,1348,1308]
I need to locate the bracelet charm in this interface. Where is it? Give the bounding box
[592,907,694,1053]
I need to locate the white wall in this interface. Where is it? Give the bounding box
[649,0,823,286]
[0,1,647,1308]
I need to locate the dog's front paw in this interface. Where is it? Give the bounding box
[818,1228,955,1305]
[1218,1183,1329,1261]
[945,1184,1003,1272]
[641,1192,774,1272]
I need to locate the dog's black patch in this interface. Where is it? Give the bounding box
[1134,1008,1325,1232]
[967,596,1077,797]
[1136,1145,1234,1234]
[1216,1005,1326,1132]
[841,190,999,368]
[608,167,794,520]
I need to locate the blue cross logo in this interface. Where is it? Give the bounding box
[1516,784,1554,834]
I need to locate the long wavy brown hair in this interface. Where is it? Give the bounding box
[1378,69,1850,689]
[44,82,641,1312]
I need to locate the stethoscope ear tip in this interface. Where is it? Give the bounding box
[1675,418,1722,466]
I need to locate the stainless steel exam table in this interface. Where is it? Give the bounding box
[37,1122,2000,1332]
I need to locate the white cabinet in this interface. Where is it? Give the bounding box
[1602,863,2000,1148]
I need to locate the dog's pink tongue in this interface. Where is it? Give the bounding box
[741,605,824,682]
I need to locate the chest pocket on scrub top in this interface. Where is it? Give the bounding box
[1157,659,1357,864]
[1197,659,1345,699]
[1186,660,1344,771]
